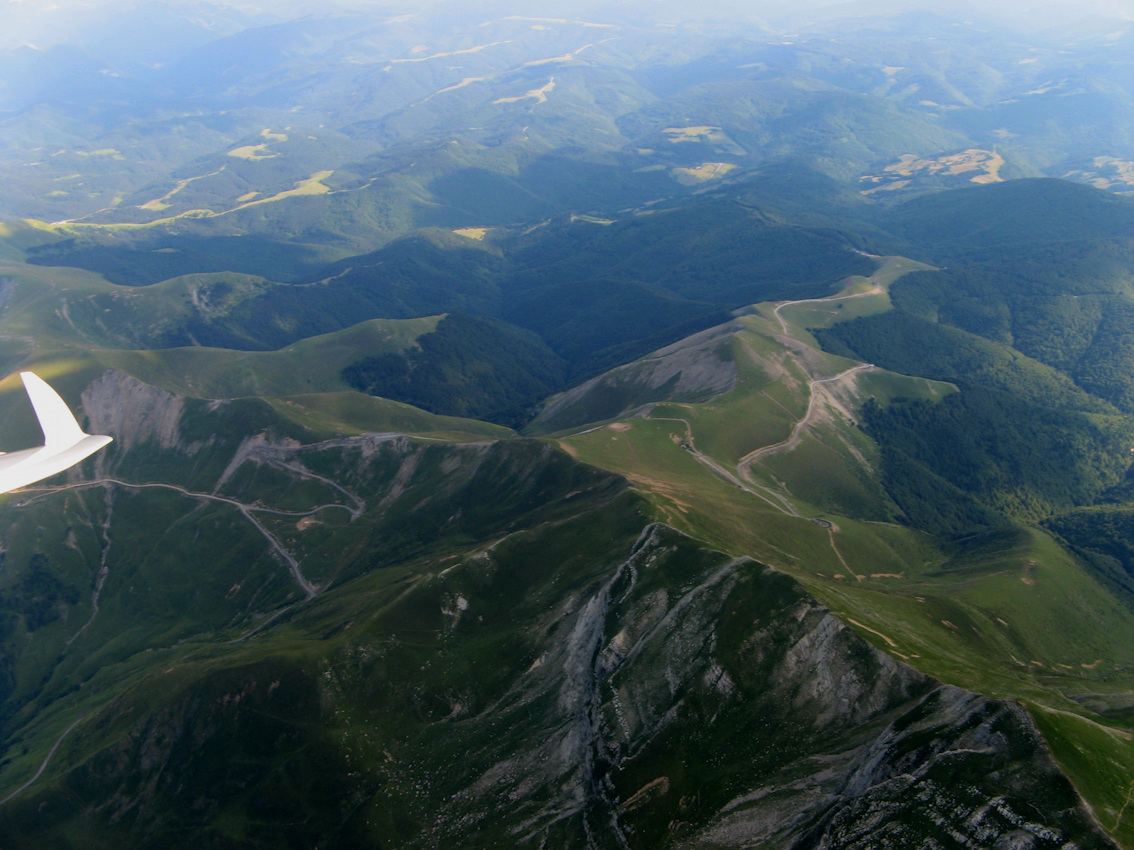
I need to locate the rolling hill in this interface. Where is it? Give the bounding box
[3,1,1134,848]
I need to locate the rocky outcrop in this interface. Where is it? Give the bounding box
[531,323,738,433]
[82,371,189,454]
[391,522,1113,849]
[681,686,1111,849]
[0,437,1116,849]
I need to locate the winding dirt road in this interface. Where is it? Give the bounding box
[773,285,884,336]
[0,714,88,806]
[651,417,803,516]
[638,276,886,565]
[737,363,873,476]
[22,479,337,598]
[18,433,380,603]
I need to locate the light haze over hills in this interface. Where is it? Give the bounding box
[1,0,1131,50]
[1,0,1134,847]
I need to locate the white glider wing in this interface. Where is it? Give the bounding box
[0,372,112,494]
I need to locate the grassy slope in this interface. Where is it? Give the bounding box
[0,346,509,458]
[0,423,1110,848]
[261,392,511,441]
[0,429,635,843]
[556,259,1134,846]
[0,375,528,804]
[92,316,444,399]
[0,254,514,441]
[1,246,1132,840]
[0,257,270,351]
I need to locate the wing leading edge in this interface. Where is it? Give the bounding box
[0,372,112,495]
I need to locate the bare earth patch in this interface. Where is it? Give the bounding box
[671,162,737,185]
[1063,156,1134,193]
[494,78,556,104]
[453,227,489,240]
[229,130,288,160]
[860,149,1004,194]
[662,126,746,155]
[846,617,899,648]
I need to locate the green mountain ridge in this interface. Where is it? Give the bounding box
[2,224,1134,846]
[0,388,1116,848]
[5,3,1134,846]
[5,178,1134,842]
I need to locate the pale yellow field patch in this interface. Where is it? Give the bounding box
[663,126,724,142]
[74,148,123,159]
[453,227,490,240]
[228,144,278,160]
[522,40,609,67]
[860,148,1004,193]
[662,126,747,155]
[1063,156,1134,192]
[87,170,335,230]
[138,168,227,212]
[385,41,510,69]
[427,76,488,99]
[228,129,288,160]
[234,171,334,209]
[671,162,737,185]
[495,78,556,104]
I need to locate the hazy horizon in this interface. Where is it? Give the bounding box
[0,0,1131,53]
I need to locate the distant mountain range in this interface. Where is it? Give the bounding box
[2,2,1134,847]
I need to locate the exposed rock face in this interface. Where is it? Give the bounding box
[0,437,1115,849]
[281,511,1100,849]
[82,370,188,454]
[532,323,738,432]
[682,687,1106,849]
[414,524,1111,849]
